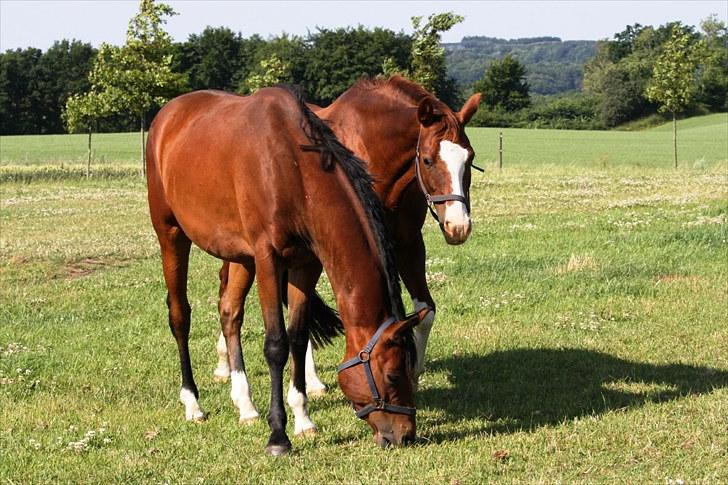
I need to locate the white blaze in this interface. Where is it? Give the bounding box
[438,140,470,226]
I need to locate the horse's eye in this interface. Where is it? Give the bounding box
[423,157,434,167]
[385,373,403,385]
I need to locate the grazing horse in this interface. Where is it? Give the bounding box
[213,76,481,411]
[146,85,424,454]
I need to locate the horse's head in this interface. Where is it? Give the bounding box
[337,311,424,447]
[415,93,481,245]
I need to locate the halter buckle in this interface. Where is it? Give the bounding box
[358,350,370,362]
[374,399,385,410]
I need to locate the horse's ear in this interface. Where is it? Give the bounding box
[398,306,433,333]
[457,93,482,125]
[417,97,443,127]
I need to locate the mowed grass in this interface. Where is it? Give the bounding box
[1,122,727,483]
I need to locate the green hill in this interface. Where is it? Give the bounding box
[649,113,728,132]
[445,36,597,94]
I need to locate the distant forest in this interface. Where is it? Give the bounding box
[445,36,597,94]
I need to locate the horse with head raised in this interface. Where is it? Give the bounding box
[146,85,425,454]
[214,76,481,414]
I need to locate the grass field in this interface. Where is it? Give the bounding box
[1,113,726,172]
[1,118,727,483]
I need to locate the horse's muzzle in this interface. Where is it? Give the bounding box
[442,219,472,245]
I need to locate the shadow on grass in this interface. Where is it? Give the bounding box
[419,348,728,443]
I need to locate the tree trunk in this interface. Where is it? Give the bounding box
[87,128,92,178]
[140,114,146,177]
[672,112,677,169]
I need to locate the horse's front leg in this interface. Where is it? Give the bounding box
[286,261,322,436]
[218,261,260,423]
[255,250,291,455]
[397,234,436,386]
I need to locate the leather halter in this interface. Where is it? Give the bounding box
[413,128,480,223]
[337,316,416,419]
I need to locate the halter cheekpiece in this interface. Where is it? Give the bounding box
[336,316,416,419]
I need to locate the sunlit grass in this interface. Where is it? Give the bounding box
[1,127,727,482]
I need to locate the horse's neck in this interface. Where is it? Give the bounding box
[306,166,392,343]
[321,98,419,208]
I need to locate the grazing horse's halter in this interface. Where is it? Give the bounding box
[413,128,483,223]
[337,316,417,419]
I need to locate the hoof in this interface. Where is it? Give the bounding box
[265,444,291,456]
[190,414,206,423]
[295,426,317,437]
[306,387,327,398]
[213,374,229,384]
[239,416,259,426]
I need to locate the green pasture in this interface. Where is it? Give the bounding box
[1,113,726,174]
[1,120,727,483]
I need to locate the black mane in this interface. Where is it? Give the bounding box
[279,84,406,321]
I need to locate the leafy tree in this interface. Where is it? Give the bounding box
[174,27,245,91]
[73,0,187,170]
[410,12,463,103]
[646,28,704,167]
[302,27,411,104]
[474,54,530,111]
[0,48,42,134]
[696,15,728,111]
[63,91,114,175]
[242,54,290,93]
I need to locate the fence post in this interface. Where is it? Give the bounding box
[498,131,503,170]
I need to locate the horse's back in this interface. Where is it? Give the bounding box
[146,88,307,261]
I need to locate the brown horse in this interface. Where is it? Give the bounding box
[146,85,425,454]
[213,77,481,413]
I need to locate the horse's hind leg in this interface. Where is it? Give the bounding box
[286,261,322,436]
[255,249,291,455]
[158,225,205,421]
[218,261,260,423]
[213,262,232,382]
[304,341,327,396]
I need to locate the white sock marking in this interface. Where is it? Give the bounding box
[230,370,259,422]
[287,381,317,435]
[179,388,205,421]
[213,332,231,380]
[439,140,471,227]
[304,341,326,394]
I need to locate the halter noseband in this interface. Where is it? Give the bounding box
[413,128,483,223]
[336,316,416,419]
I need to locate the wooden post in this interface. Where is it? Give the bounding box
[86,128,92,178]
[498,131,503,170]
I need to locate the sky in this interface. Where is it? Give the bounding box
[1,0,726,51]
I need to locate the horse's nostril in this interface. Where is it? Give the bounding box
[377,432,394,448]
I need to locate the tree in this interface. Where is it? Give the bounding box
[474,54,530,111]
[63,91,114,176]
[302,27,411,104]
[696,15,728,111]
[0,48,42,134]
[646,28,704,168]
[75,0,187,171]
[174,26,245,91]
[410,12,463,103]
[242,54,290,93]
